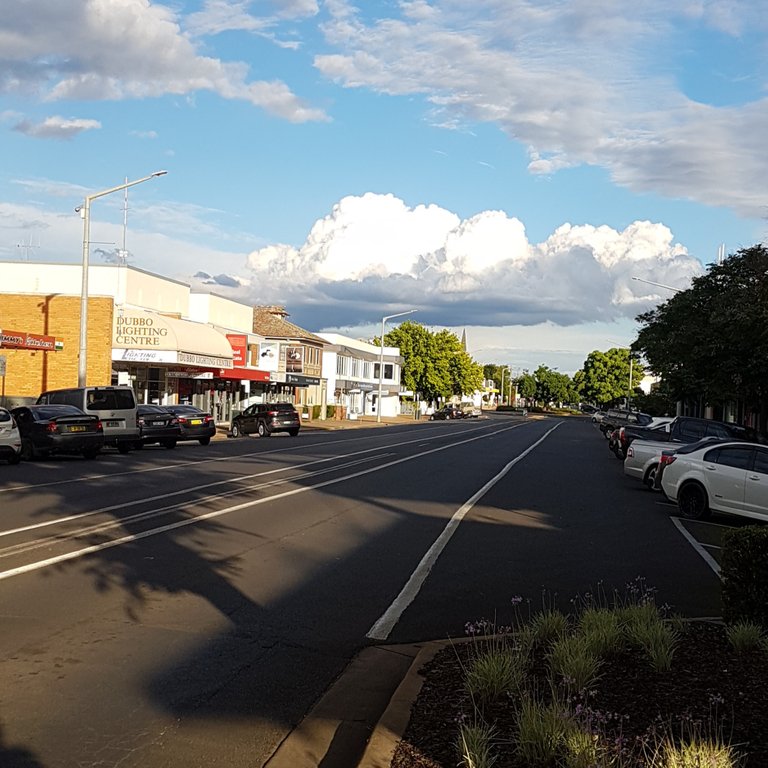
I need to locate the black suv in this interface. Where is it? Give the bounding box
[231,403,301,438]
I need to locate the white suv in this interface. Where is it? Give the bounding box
[661,440,768,522]
[0,407,22,464]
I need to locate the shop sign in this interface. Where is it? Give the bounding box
[167,369,214,379]
[178,352,233,368]
[113,349,178,363]
[113,314,169,347]
[286,346,304,373]
[285,373,320,386]
[258,341,279,371]
[0,329,57,351]
[227,334,248,367]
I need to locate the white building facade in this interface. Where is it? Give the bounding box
[318,333,403,419]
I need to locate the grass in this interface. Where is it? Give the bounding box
[392,586,768,768]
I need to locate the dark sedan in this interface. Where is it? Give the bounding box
[429,405,464,421]
[12,404,104,460]
[135,405,181,449]
[162,405,216,445]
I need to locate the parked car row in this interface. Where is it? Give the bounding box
[0,385,217,464]
[598,414,768,524]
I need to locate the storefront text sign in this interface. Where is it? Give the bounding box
[0,329,57,351]
[227,334,248,367]
[114,315,169,347]
[178,352,233,368]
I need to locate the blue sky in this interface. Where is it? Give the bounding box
[1,0,767,374]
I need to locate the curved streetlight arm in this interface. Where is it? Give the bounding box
[78,171,168,387]
[377,309,418,422]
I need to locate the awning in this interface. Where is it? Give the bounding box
[217,367,271,382]
[112,309,234,368]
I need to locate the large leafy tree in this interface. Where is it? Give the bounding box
[634,244,768,430]
[578,348,637,406]
[534,365,576,406]
[383,322,483,401]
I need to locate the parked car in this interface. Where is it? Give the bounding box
[591,410,607,424]
[617,415,754,455]
[231,402,301,438]
[134,405,181,449]
[624,436,724,489]
[11,404,104,460]
[429,405,464,420]
[660,440,768,522]
[162,405,216,445]
[36,386,138,453]
[609,419,673,459]
[460,404,482,418]
[599,409,653,437]
[0,407,22,464]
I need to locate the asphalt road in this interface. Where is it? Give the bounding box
[0,414,723,767]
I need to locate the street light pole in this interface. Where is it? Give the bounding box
[77,171,167,387]
[500,368,505,407]
[377,309,417,423]
[631,276,682,294]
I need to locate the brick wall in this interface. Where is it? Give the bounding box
[0,293,114,402]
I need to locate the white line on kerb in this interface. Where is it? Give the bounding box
[366,422,562,641]
[670,516,722,579]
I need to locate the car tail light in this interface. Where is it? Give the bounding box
[46,422,59,433]
[96,420,103,431]
[626,446,634,458]
[659,454,677,467]
[178,417,188,424]
[138,417,146,426]
[204,415,213,423]
[170,417,179,425]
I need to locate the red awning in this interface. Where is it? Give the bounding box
[217,367,271,382]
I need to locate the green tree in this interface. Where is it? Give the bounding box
[517,371,537,402]
[383,322,483,402]
[634,244,768,431]
[578,348,637,406]
[533,366,575,407]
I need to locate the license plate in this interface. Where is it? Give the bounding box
[151,421,164,426]
[106,420,121,428]
[68,425,87,432]
[190,419,202,425]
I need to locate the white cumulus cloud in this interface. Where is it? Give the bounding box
[244,193,703,329]
[13,115,101,139]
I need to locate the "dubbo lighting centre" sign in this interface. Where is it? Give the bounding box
[114,315,169,347]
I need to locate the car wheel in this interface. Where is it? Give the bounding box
[117,442,132,454]
[198,437,211,446]
[82,448,100,460]
[288,428,299,437]
[8,451,21,465]
[163,440,177,449]
[678,483,710,520]
[257,421,270,438]
[231,422,242,438]
[133,442,144,450]
[644,464,658,489]
[20,438,37,461]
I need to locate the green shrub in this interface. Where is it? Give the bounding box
[726,621,765,653]
[457,721,498,768]
[547,635,602,691]
[721,526,768,628]
[464,646,526,704]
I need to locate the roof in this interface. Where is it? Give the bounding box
[252,306,325,344]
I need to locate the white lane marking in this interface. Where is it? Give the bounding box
[365,423,562,641]
[0,454,395,560]
[670,516,721,579]
[0,420,548,583]
[0,423,496,494]
[0,422,525,538]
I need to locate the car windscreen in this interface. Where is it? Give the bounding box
[33,405,85,420]
[138,405,169,414]
[86,390,135,411]
[0,410,10,422]
[271,404,296,412]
